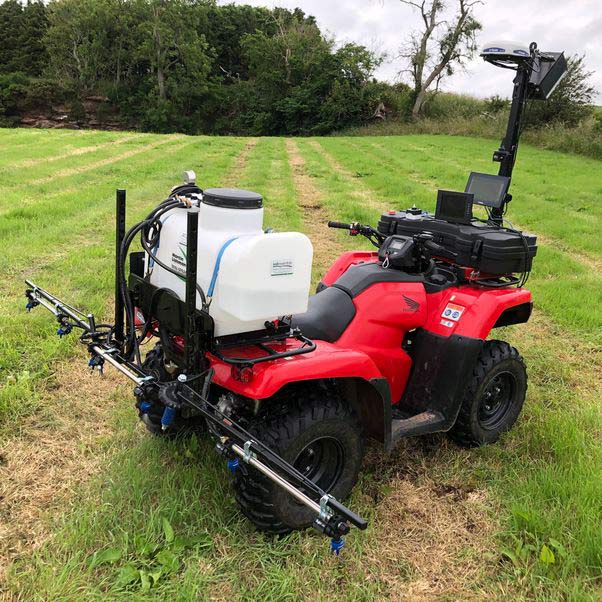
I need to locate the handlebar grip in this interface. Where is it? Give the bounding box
[328,221,352,230]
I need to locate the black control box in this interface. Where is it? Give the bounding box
[378,209,537,275]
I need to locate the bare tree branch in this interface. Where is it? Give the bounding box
[397,0,482,118]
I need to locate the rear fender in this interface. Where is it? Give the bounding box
[209,340,384,400]
[208,343,391,445]
[424,286,532,339]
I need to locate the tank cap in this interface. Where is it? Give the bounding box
[202,188,263,210]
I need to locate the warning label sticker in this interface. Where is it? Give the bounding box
[441,302,465,322]
[271,259,294,276]
[440,319,455,328]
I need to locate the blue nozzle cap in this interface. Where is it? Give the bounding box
[139,401,153,414]
[57,324,72,337]
[331,537,345,555]
[161,406,176,429]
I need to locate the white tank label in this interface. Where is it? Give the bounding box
[271,259,294,276]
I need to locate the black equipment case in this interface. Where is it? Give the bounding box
[378,210,537,275]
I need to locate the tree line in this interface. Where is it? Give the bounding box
[0,0,596,136]
[0,0,393,134]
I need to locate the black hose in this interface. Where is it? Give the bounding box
[117,195,209,364]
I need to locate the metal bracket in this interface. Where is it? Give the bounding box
[319,494,334,521]
[243,440,256,463]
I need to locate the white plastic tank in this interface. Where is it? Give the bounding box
[147,188,313,337]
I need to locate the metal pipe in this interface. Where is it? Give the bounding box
[26,281,91,331]
[91,346,145,385]
[231,443,324,516]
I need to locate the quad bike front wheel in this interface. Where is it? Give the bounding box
[448,340,527,447]
[233,385,363,533]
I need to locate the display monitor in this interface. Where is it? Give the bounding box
[465,172,510,209]
[435,190,474,224]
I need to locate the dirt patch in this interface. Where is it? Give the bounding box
[0,353,130,583]
[222,138,258,186]
[14,134,144,169]
[33,135,184,186]
[357,438,501,601]
[368,475,497,600]
[285,139,346,274]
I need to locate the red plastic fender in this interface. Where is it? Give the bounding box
[208,340,384,400]
[321,251,379,286]
[423,286,532,339]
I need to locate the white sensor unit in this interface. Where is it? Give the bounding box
[481,41,530,61]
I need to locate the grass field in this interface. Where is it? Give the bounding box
[0,129,600,600]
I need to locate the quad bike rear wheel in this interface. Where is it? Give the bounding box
[448,340,527,447]
[233,384,363,533]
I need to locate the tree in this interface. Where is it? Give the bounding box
[397,0,481,118]
[231,9,380,135]
[18,1,49,76]
[0,0,23,74]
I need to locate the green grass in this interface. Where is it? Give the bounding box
[1,130,600,600]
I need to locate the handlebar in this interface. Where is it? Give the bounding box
[327,221,353,230]
[328,220,385,249]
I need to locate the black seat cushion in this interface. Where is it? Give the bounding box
[291,286,356,343]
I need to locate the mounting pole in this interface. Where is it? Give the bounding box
[114,189,126,344]
[185,209,200,380]
[490,43,537,224]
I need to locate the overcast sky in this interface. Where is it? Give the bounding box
[219,0,602,101]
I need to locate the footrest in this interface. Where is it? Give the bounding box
[390,410,447,443]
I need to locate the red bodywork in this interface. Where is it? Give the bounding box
[206,251,532,404]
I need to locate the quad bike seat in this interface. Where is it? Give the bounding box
[292,263,429,342]
[291,286,356,343]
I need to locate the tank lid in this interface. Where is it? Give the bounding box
[202,188,263,210]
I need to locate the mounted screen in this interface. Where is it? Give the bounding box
[465,172,510,209]
[435,190,473,224]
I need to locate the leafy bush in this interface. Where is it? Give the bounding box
[0,72,30,123]
[421,92,485,120]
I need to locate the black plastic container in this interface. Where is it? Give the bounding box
[378,210,537,275]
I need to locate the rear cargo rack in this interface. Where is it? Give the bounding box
[213,327,316,366]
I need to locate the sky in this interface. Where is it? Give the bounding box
[219,0,602,101]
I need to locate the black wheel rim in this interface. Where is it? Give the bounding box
[293,437,345,492]
[478,371,516,430]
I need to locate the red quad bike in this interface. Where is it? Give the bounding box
[25,42,566,553]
